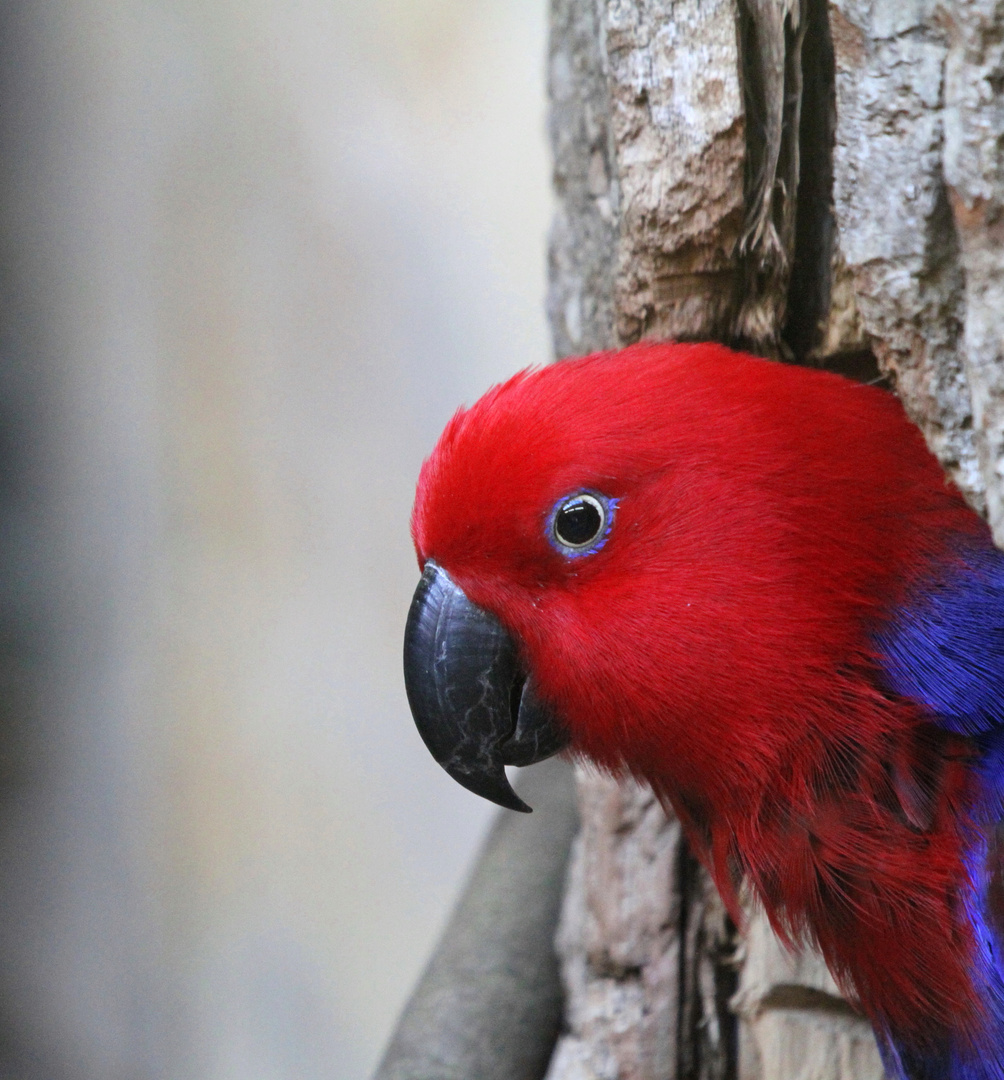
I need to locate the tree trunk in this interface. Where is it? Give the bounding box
[544,1,1004,1078]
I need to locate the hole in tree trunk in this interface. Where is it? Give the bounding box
[782,0,836,362]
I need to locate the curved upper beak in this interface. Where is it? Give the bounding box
[403,560,569,812]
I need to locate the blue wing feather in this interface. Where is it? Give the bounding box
[876,538,1004,1080]
[879,541,1004,737]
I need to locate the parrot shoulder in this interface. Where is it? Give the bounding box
[878,539,1004,742]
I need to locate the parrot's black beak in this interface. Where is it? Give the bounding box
[403,560,569,812]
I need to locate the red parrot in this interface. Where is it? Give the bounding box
[402,342,1004,1080]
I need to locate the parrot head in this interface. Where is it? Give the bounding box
[403,342,972,816]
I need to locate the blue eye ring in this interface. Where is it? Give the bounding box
[547,491,618,558]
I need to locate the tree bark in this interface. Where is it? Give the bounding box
[544,1,1004,1078]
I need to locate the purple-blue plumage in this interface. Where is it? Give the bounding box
[880,540,1004,739]
[876,541,1004,1080]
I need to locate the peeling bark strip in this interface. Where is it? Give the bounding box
[547,1,1004,1079]
[734,0,808,347]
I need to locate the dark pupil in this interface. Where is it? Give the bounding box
[556,499,602,546]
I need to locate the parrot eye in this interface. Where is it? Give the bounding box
[548,492,617,557]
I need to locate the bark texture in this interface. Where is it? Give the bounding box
[829,0,979,509]
[942,1,1004,537]
[547,0,746,359]
[545,0,1004,1077]
[544,775,737,1080]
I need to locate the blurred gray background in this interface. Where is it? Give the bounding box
[0,0,551,1076]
